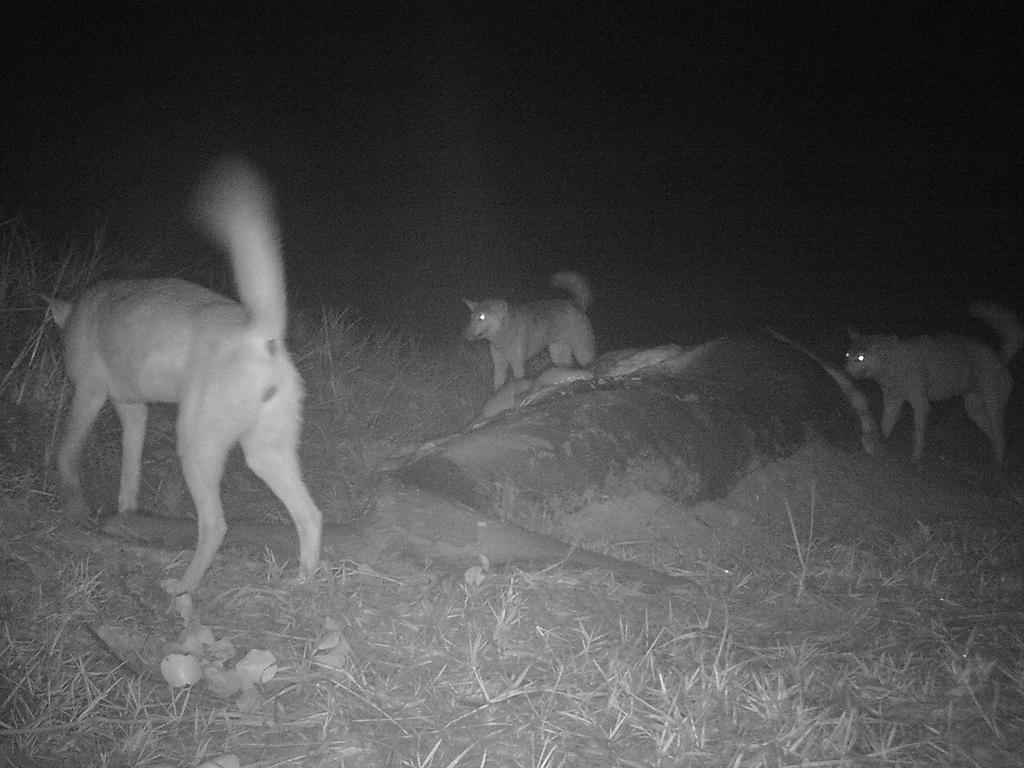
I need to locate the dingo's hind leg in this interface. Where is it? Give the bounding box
[113,401,147,513]
[573,327,595,367]
[58,385,108,519]
[240,391,322,583]
[964,390,1007,464]
[548,342,574,367]
[161,412,235,595]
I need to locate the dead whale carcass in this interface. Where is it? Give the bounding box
[387,331,872,518]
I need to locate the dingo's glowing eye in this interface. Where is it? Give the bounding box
[856,354,865,362]
[477,314,486,321]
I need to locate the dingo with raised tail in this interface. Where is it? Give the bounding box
[46,158,323,594]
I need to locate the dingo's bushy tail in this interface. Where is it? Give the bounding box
[191,157,287,341]
[549,271,593,312]
[970,302,1024,363]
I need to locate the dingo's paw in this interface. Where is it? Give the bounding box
[161,577,191,596]
[290,560,324,588]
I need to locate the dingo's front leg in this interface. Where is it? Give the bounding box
[490,346,510,391]
[57,385,108,519]
[908,396,929,463]
[113,401,147,513]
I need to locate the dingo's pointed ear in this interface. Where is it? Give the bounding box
[40,293,74,328]
[463,299,475,310]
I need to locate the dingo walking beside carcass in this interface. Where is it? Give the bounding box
[463,271,596,391]
[845,303,1023,464]
[44,157,323,595]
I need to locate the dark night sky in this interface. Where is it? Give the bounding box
[3,4,1022,352]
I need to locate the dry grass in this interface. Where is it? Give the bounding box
[1,227,1023,766]
[3,522,1022,767]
